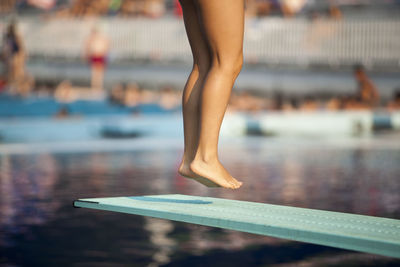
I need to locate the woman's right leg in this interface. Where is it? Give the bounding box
[177,0,211,179]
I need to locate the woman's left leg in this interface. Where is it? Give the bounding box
[189,0,245,189]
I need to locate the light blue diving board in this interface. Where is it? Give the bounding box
[73,194,400,258]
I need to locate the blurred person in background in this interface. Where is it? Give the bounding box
[109,83,125,105]
[328,0,342,19]
[284,97,299,111]
[353,64,380,109]
[271,91,284,110]
[0,73,7,92]
[158,85,181,110]
[299,95,319,111]
[54,80,77,103]
[124,82,142,107]
[55,106,71,118]
[84,25,110,92]
[119,0,131,15]
[177,0,244,189]
[343,96,369,110]
[228,90,264,113]
[144,0,165,18]
[387,89,400,111]
[245,0,307,18]
[0,0,16,13]
[1,20,27,96]
[279,0,307,17]
[70,0,109,17]
[120,0,140,16]
[244,0,272,17]
[325,96,342,110]
[108,0,122,15]
[140,87,158,104]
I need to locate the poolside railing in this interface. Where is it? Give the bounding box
[1,17,399,70]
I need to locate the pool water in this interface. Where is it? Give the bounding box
[1,136,400,266]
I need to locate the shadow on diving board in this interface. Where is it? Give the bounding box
[73,194,400,258]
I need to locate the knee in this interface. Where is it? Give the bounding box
[193,60,211,77]
[212,53,243,78]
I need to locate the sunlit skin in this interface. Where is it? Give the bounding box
[177,0,244,189]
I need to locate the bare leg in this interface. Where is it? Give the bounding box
[90,65,95,89]
[189,0,244,189]
[91,64,104,90]
[177,0,211,181]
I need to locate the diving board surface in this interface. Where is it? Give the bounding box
[73,194,400,258]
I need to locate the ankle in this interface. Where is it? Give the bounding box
[194,152,218,164]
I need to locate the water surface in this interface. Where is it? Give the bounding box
[1,136,399,266]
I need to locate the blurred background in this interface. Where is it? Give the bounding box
[1,0,400,266]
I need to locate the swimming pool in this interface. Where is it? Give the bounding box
[0,135,399,266]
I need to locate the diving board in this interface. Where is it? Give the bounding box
[73,194,400,258]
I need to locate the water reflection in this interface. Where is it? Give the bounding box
[0,137,399,266]
[145,217,176,267]
[0,153,60,242]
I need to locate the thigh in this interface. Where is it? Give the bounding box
[179,0,210,69]
[195,0,245,61]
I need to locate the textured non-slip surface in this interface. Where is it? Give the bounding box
[74,194,400,258]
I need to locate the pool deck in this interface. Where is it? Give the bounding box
[1,111,399,143]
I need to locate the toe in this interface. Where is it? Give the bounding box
[232,178,241,189]
[227,181,236,189]
[231,181,240,189]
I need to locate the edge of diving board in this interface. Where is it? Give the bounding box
[73,194,400,258]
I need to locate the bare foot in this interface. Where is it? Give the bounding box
[178,159,196,179]
[189,158,242,189]
[178,159,221,188]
